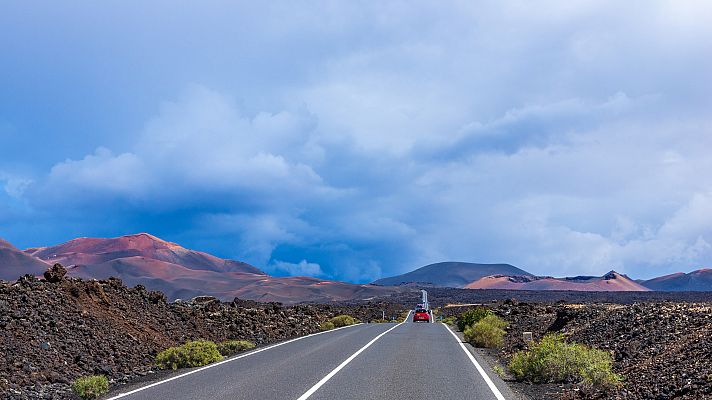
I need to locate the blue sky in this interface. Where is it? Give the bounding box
[1,1,712,282]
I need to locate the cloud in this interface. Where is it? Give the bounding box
[268,260,326,278]
[2,2,712,281]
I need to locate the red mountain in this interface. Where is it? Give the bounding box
[465,271,650,291]
[640,269,712,291]
[7,233,398,303]
[25,233,263,275]
[0,238,50,280]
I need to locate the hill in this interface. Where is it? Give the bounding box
[25,233,264,275]
[640,269,712,291]
[464,271,650,291]
[372,261,533,288]
[4,233,400,303]
[0,238,50,281]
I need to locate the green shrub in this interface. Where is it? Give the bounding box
[156,340,223,370]
[441,315,456,325]
[329,315,357,328]
[217,340,255,356]
[71,375,109,400]
[320,321,336,331]
[464,314,508,348]
[509,334,621,388]
[457,307,492,331]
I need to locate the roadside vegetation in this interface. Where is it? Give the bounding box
[156,340,223,370]
[440,315,456,325]
[509,333,621,388]
[71,375,109,399]
[463,314,508,348]
[216,340,255,357]
[320,314,358,331]
[456,307,492,331]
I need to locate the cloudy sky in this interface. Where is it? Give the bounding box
[1,1,712,282]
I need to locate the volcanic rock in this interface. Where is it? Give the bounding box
[42,263,67,283]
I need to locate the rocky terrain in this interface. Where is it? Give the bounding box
[0,265,398,399]
[449,300,712,399]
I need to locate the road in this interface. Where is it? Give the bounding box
[107,313,514,400]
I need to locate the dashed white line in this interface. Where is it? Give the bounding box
[105,323,364,400]
[296,320,406,400]
[443,324,507,400]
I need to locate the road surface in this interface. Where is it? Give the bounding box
[108,314,514,400]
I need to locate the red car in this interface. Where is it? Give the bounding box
[413,308,430,323]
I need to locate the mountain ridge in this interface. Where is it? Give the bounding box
[373,261,534,288]
[464,271,650,291]
[3,234,400,303]
[640,269,712,291]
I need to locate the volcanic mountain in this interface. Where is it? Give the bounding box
[640,269,712,291]
[372,262,534,288]
[25,233,264,275]
[0,238,50,280]
[6,233,399,303]
[464,271,650,291]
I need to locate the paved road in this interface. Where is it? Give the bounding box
[108,315,513,400]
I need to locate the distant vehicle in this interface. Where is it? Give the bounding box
[413,308,430,323]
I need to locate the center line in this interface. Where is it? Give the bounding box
[296,312,409,400]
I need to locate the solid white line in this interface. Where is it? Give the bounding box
[106,323,364,400]
[443,324,506,400]
[296,320,405,400]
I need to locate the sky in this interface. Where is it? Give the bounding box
[1,1,712,282]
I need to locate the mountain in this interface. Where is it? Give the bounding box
[465,271,650,291]
[0,238,50,280]
[640,269,712,291]
[25,233,264,275]
[4,233,399,303]
[372,262,534,288]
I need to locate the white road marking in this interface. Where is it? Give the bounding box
[443,324,507,400]
[296,319,406,400]
[106,323,364,400]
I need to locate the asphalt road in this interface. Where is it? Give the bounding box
[108,314,514,400]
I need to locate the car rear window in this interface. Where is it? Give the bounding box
[415,309,428,313]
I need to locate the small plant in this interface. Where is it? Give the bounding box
[320,321,336,331]
[329,315,357,328]
[217,340,255,356]
[156,340,223,370]
[464,314,508,348]
[440,315,456,325]
[492,364,505,377]
[71,375,109,399]
[457,307,492,331]
[509,334,621,388]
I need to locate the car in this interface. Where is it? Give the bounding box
[412,308,430,323]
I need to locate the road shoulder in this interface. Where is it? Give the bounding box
[443,324,531,400]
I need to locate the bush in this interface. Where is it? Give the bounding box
[464,314,508,348]
[156,340,223,370]
[71,375,109,399]
[509,334,621,388]
[217,340,255,356]
[329,315,357,328]
[320,321,336,331]
[441,315,456,325]
[457,307,492,331]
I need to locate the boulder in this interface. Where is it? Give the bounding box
[43,264,67,283]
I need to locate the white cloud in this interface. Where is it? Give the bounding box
[268,259,326,278]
